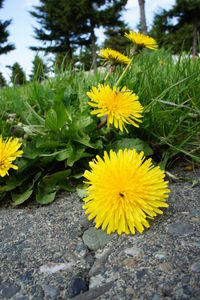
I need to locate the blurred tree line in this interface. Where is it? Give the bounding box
[30,0,129,72]
[150,0,200,56]
[0,0,199,87]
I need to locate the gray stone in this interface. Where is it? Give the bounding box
[152,294,160,300]
[1,283,21,298]
[0,168,200,300]
[190,261,200,273]
[136,269,146,279]
[85,254,95,266]
[158,262,172,272]
[80,214,91,230]
[154,252,167,259]
[89,262,104,276]
[68,277,88,298]
[89,274,107,289]
[20,270,33,283]
[39,262,73,274]
[82,227,113,251]
[15,297,29,300]
[167,221,194,236]
[124,246,143,257]
[71,281,114,300]
[43,285,59,299]
[75,243,88,257]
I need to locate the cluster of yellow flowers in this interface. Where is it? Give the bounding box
[83,31,170,235]
[0,31,170,237]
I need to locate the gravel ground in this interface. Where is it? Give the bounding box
[0,168,199,300]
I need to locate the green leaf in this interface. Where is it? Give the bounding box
[76,188,87,198]
[67,148,91,167]
[110,138,153,156]
[0,175,27,192]
[70,115,93,132]
[34,171,42,181]
[36,138,60,149]
[53,86,66,104]
[40,156,55,166]
[22,147,42,159]
[71,173,84,179]
[54,103,70,128]
[55,143,72,161]
[73,133,95,148]
[17,158,32,171]
[12,189,33,206]
[45,108,58,132]
[37,169,74,194]
[42,170,71,186]
[55,149,70,161]
[36,190,57,205]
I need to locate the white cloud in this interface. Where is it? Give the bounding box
[23,0,39,8]
[126,0,138,10]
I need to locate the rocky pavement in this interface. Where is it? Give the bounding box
[0,168,199,300]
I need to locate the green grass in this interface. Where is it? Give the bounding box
[111,49,200,165]
[1,49,199,165]
[0,49,199,205]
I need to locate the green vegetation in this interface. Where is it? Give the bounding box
[10,62,27,86]
[0,49,199,205]
[0,71,6,87]
[30,54,48,82]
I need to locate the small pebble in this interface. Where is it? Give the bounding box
[82,227,113,251]
[89,262,104,276]
[168,222,193,236]
[1,283,21,298]
[43,285,59,299]
[124,246,143,257]
[190,261,200,273]
[68,277,88,298]
[15,297,29,300]
[155,252,167,259]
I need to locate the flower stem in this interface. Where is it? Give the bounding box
[96,118,107,130]
[104,71,110,81]
[115,56,134,87]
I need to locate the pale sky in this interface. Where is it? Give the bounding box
[0,0,175,81]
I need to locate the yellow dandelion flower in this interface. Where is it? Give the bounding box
[0,135,23,177]
[125,31,158,50]
[83,149,170,235]
[99,48,131,65]
[87,84,143,132]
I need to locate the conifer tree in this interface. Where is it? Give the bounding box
[30,0,127,72]
[30,0,90,57]
[30,54,48,82]
[151,0,200,55]
[77,44,101,71]
[0,71,6,87]
[11,63,26,86]
[104,23,130,53]
[81,0,127,72]
[0,0,15,55]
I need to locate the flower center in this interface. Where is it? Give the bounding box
[0,159,5,167]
